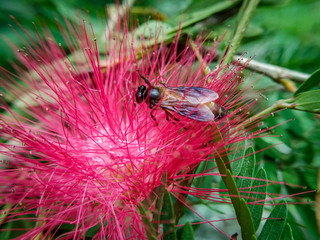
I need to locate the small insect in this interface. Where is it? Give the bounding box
[135,74,227,122]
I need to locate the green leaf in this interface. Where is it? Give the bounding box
[0,204,11,226]
[294,89,320,112]
[212,123,255,240]
[238,198,256,240]
[244,23,264,38]
[138,204,157,240]
[281,223,293,240]
[251,235,258,240]
[180,222,195,240]
[161,190,177,240]
[260,0,290,5]
[294,68,320,96]
[151,173,167,232]
[287,204,318,239]
[0,221,13,239]
[135,20,173,38]
[258,200,288,240]
[248,168,267,232]
[260,162,280,194]
[230,141,248,176]
[194,159,216,189]
[225,170,255,240]
[235,147,256,199]
[255,137,292,160]
[167,0,239,31]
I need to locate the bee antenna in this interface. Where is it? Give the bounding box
[138,72,151,86]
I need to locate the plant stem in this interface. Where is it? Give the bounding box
[220,0,260,67]
[189,39,210,77]
[103,0,136,41]
[251,98,295,121]
[212,124,255,240]
[233,55,310,83]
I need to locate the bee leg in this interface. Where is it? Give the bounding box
[165,111,180,123]
[165,110,173,121]
[165,111,190,130]
[150,109,159,126]
[160,82,167,87]
[165,110,180,125]
[165,111,183,127]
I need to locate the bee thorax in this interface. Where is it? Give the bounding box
[148,87,163,108]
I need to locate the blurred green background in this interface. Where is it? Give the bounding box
[1,0,320,73]
[0,0,319,239]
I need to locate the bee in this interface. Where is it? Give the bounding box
[135,74,227,122]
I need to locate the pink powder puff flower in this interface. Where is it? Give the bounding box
[0,16,272,239]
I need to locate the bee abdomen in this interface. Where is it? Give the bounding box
[209,102,227,119]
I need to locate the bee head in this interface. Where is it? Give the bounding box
[135,85,148,103]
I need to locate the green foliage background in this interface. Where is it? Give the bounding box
[0,0,319,239]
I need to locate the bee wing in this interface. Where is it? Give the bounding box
[159,86,219,121]
[161,101,215,121]
[177,103,215,121]
[167,87,219,104]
